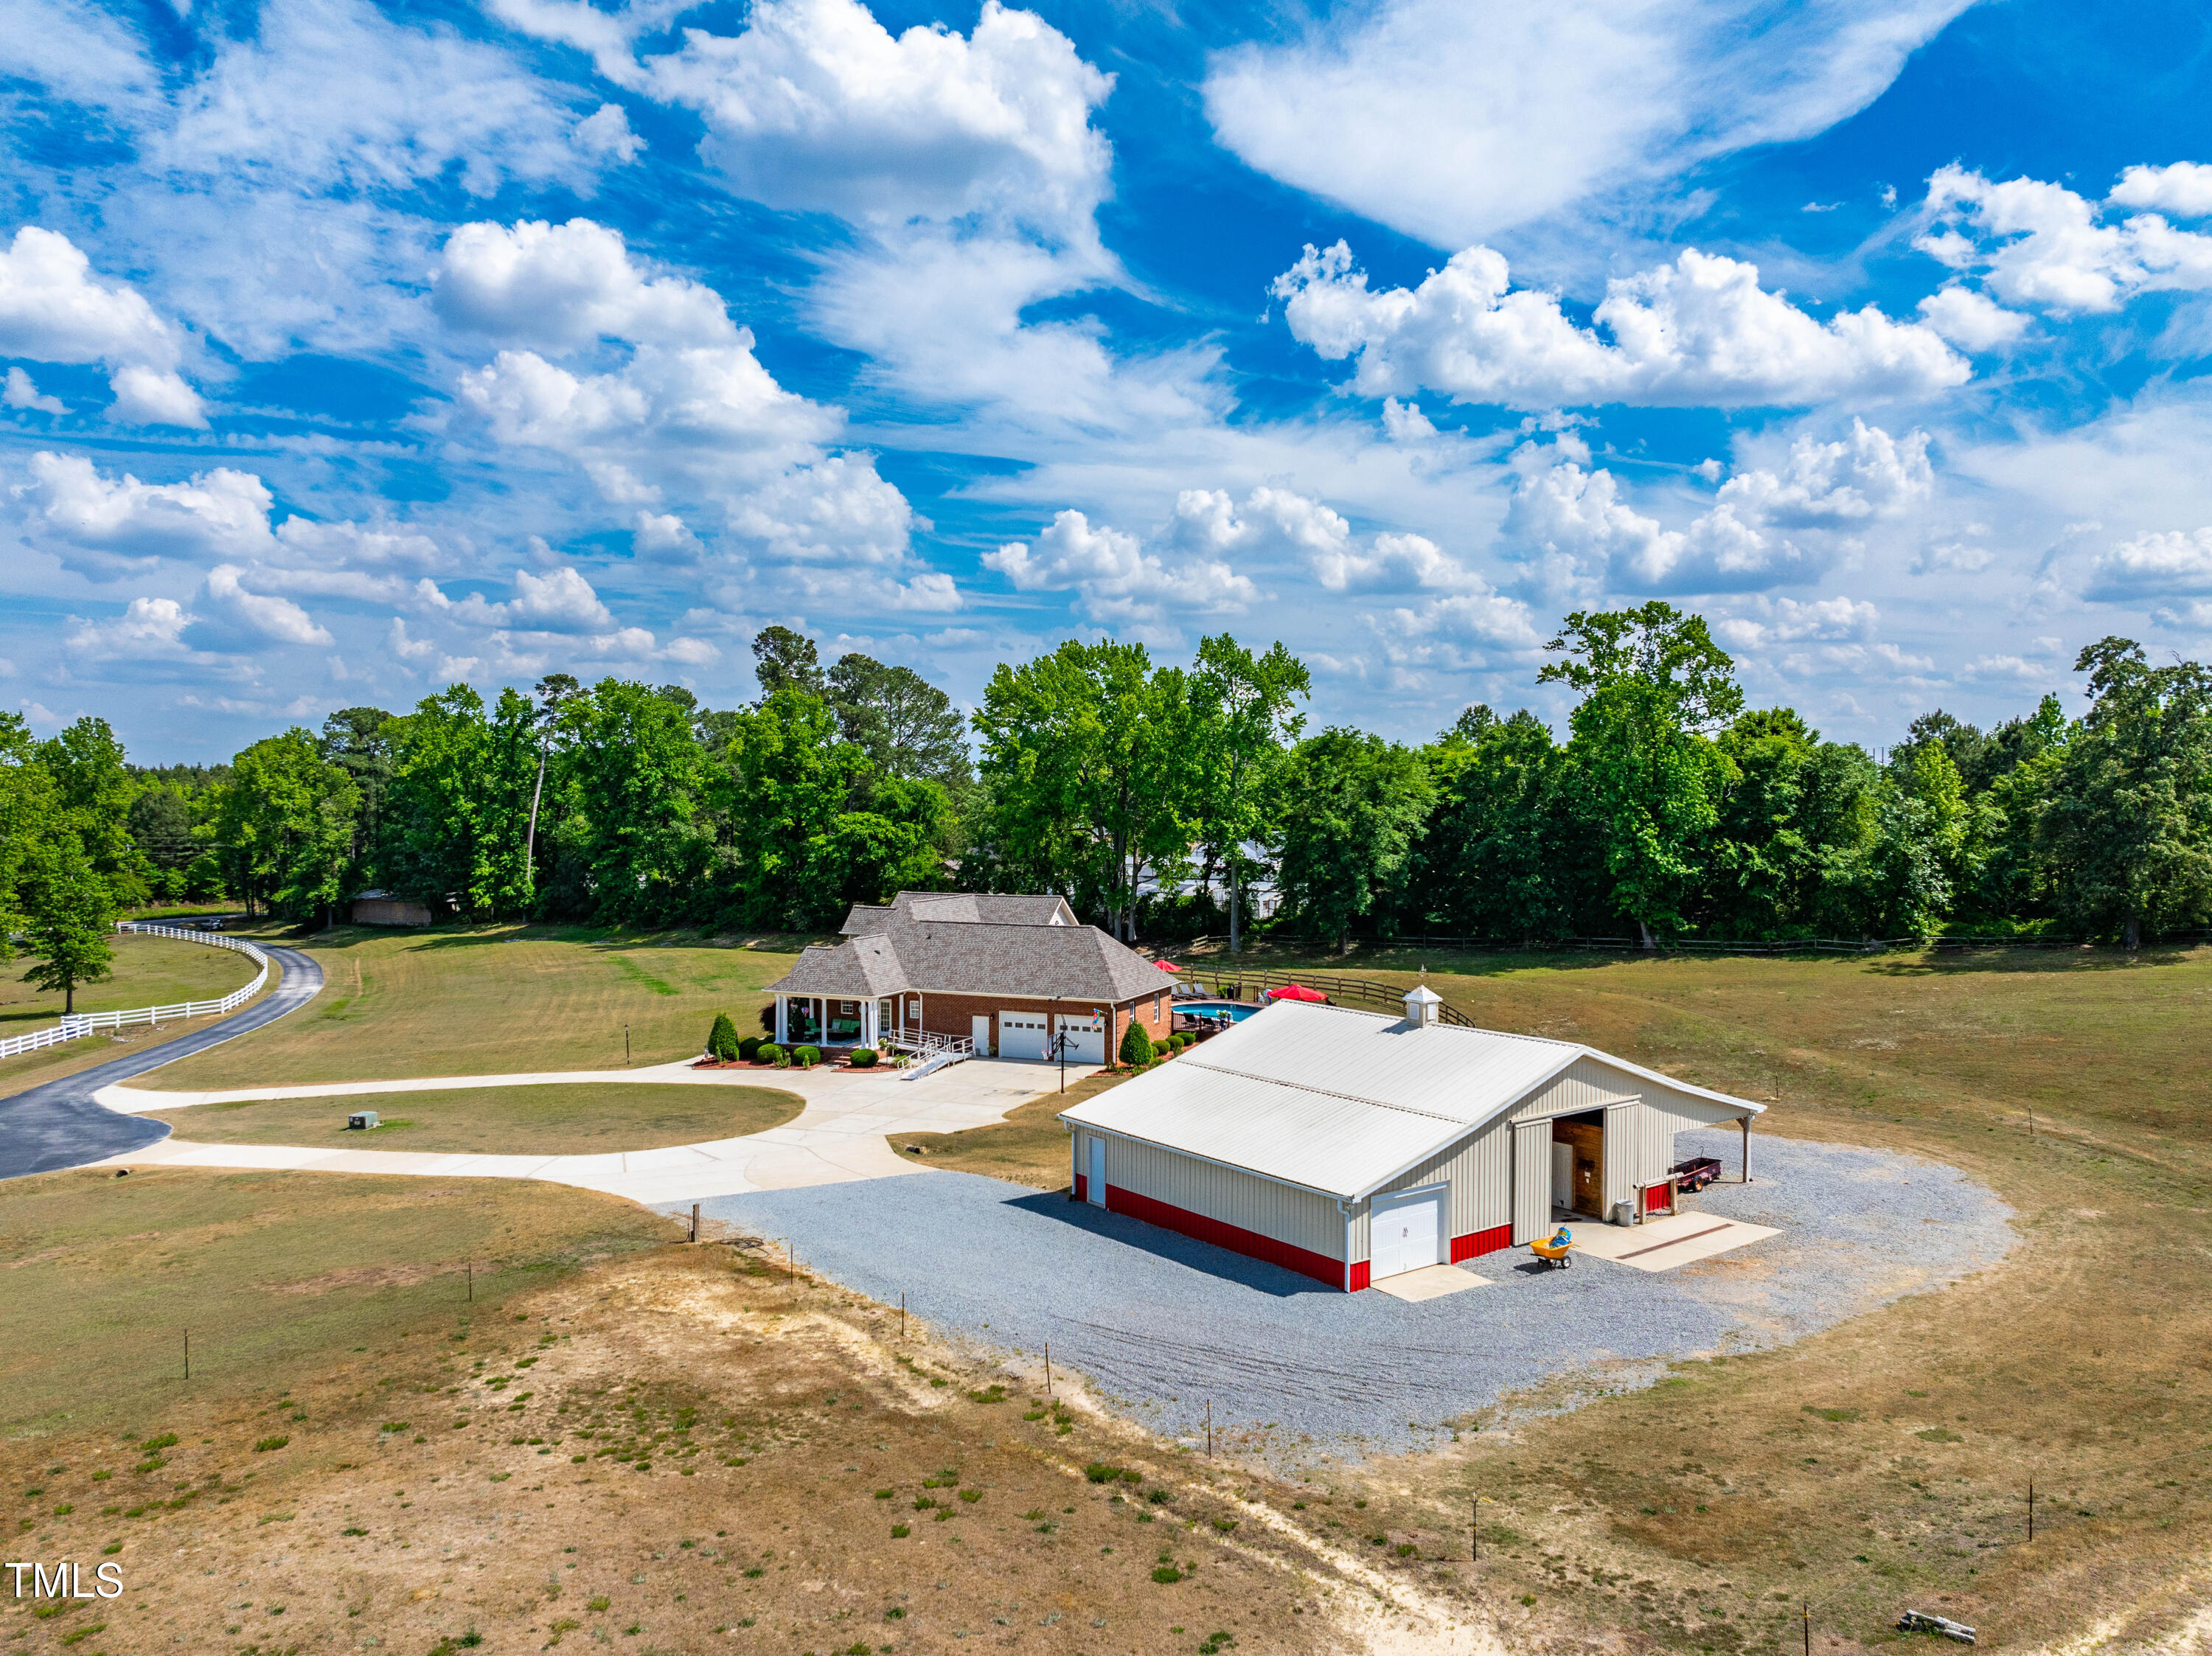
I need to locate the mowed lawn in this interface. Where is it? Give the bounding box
[0,1164,674,1436]
[1183,939,2212,1651]
[0,930,260,1031]
[147,922,807,1090]
[0,932,275,1100]
[136,1081,807,1155]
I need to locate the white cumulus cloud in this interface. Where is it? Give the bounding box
[3,366,65,415]
[1275,241,1968,409]
[16,451,272,577]
[641,0,1113,243]
[1507,420,1933,594]
[434,218,732,352]
[986,508,1258,625]
[1918,163,2212,315]
[2109,162,2212,219]
[0,226,206,425]
[2087,526,2212,600]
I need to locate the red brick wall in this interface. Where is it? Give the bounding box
[908,989,1171,1057]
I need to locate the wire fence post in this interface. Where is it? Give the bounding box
[182,1327,189,1382]
[1470,1492,1478,1562]
[2028,1478,2034,1542]
[900,1291,906,1340]
[467,1262,473,1303]
[625,1023,631,1065]
[1044,1341,1053,1396]
[689,1203,700,1243]
[1205,1398,1213,1458]
[1802,1601,1810,1656]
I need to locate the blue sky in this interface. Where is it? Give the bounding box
[7,0,2212,760]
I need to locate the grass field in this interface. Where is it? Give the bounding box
[0,1165,674,1436]
[0,931,258,1030]
[1155,937,2212,1651]
[0,937,276,1102]
[146,921,806,1090]
[135,1081,807,1155]
[0,1205,1408,1656]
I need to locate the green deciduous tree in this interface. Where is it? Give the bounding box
[1273,727,1435,949]
[19,835,116,1015]
[1191,635,1309,954]
[1411,709,1578,940]
[2041,639,2212,947]
[216,730,361,922]
[1540,602,1743,947]
[973,641,1197,940]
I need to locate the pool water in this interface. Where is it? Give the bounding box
[1176,999,1267,1022]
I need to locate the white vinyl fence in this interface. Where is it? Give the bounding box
[0,922,270,1062]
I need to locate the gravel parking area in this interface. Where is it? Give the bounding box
[692,1128,2013,1464]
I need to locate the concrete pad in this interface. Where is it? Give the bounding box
[1566,1210,1780,1272]
[1371,1264,1491,1301]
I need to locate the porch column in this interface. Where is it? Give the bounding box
[775,995,788,1043]
[1739,1116,1751,1183]
[861,1001,876,1047]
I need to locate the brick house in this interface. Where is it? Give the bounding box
[760,891,1177,1063]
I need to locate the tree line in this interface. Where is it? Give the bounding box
[5,606,2208,992]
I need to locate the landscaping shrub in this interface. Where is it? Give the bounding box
[1119,1022,1154,1067]
[849,1048,879,1068]
[757,1003,778,1033]
[738,1035,762,1062]
[706,1012,740,1062]
[756,1042,783,1066]
[793,1045,820,1068]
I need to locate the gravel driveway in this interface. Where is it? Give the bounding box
[692,1128,2013,1464]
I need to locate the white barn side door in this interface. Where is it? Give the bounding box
[1602,1103,1637,1219]
[1087,1137,1106,1206]
[1511,1121,1553,1244]
[1368,1186,1443,1280]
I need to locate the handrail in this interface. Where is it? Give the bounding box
[1165,960,1481,1030]
[0,923,271,1062]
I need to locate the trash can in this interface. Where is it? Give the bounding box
[1609,1199,1636,1227]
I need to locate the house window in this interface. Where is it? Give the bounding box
[838,1001,857,1015]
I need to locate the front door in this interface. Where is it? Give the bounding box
[1087,1138,1106,1206]
[1369,1189,1443,1280]
[972,1014,992,1056]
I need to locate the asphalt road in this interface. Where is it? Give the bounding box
[0,942,324,1180]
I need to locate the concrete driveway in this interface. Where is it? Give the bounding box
[95,1056,1091,1204]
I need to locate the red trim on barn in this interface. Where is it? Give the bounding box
[1450,1225,1512,1262]
[1103,1185,1347,1290]
[1073,1174,1088,1203]
[1642,1180,1675,1215]
[1347,1259,1371,1293]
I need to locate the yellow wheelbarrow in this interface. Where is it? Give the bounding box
[1529,1235,1576,1269]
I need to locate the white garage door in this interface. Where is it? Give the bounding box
[998,1012,1051,1061]
[1057,1015,1105,1063]
[1369,1187,1444,1281]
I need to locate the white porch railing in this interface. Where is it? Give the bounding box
[0,922,271,1062]
[886,1027,975,1082]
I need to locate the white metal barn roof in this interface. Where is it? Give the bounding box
[1059,999,1763,1201]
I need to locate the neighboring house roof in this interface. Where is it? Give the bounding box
[841,891,1077,934]
[768,905,1164,1004]
[1058,1000,1763,1202]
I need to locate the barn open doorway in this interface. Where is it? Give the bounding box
[1551,1110,1605,1219]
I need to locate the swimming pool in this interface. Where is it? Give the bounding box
[1175,998,1268,1023]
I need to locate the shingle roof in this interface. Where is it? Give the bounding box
[841,891,1076,934]
[1060,999,1763,1200]
[768,908,1164,1003]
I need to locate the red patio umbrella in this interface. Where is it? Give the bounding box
[1154,959,1181,972]
[1266,982,1329,1002]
